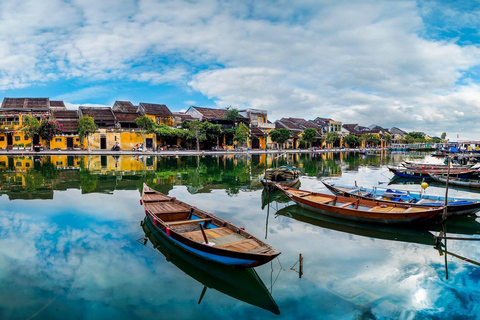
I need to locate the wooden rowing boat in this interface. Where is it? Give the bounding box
[429,174,480,188]
[275,184,443,225]
[141,217,280,314]
[387,166,476,179]
[322,180,480,216]
[261,166,300,190]
[141,183,280,268]
[401,161,474,170]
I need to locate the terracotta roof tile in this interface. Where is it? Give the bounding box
[139,102,172,116]
[1,98,50,111]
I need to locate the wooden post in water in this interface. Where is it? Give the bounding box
[299,253,303,279]
[442,156,451,221]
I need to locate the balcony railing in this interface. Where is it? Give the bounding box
[0,121,20,128]
[252,122,275,129]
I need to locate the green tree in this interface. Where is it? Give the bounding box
[269,128,292,149]
[302,128,318,149]
[441,132,447,140]
[38,118,63,149]
[135,116,156,149]
[21,115,40,150]
[234,122,249,146]
[187,120,206,152]
[344,134,360,148]
[202,122,223,147]
[78,116,98,151]
[325,132,339,146]
[383,134,392,146]
[225,106,240,125]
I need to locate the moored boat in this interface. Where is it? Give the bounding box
[261,165,300,190]
[141,217,280,314]
[275,184,443,225]
[387,166,476,179]
[141,183,280,268]
[322,180,480,216]
[401,161,475,170]
[428,174,480,188]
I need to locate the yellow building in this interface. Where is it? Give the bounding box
[139,102,174,126]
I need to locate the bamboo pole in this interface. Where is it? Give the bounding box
[442,156,451,221]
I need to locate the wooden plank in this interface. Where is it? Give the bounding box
[146,202,190,215]
[167,218,211,226]
[339,202,355,208]
[216,239,260,252]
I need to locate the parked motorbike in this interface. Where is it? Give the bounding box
[132,144,145,152]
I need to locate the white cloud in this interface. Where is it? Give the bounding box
[1,0,480,137]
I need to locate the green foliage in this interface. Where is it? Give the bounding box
[22,115,40,140]
[186,120,206,151]
[225,106,239,124]
[344,134,361,147]
[405,132,427,143]
[441,132,447,140]
[361,133,380,145]
[302,128,318,148]
[156,123,187,138]
[383,134,392,143]
[78,116,98,150]
[135,116,156,133]
[234,122,249,145]
[78,116,98,139]
[202,122,222,145]
[269,128,292,148]
[325,132,339,145]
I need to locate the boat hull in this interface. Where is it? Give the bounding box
[322,181,480,216]
[141,184,280,268]
[277,186,442,225]
[146,215,262,267]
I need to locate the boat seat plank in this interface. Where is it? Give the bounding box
[181,227,235,242]
[146,202,190,215]
[143,194,171,203]
[216,239,260,252]
[204,227,234,238]
[167,218,211,226]
[339,202,355,208]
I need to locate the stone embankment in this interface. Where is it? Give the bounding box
[0,148,386,156]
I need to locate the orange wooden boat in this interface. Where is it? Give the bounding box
[275,184,443,225]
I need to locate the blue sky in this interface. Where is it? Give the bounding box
[1,0,480,139]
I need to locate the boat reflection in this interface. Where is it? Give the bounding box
[140,217,280,315]
[261,181,299,210]
[276,204,437,246]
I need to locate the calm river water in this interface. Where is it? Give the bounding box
[0,152,479,319]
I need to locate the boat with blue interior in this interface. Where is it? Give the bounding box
[141,183,280,268]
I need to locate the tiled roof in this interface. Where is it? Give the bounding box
[52,110,78,119]
[79,107,115,120]
[139,102,172,116]
[50,100,67,110]
[113,100,138,113]
[113,111,138,123]
[276,118,303,131]
[1,98,50,111]
[58,120,79,133]
[190,106,226,119]
[173,112,194,121]
[250,126,265,136]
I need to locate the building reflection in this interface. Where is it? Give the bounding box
[0,152,418,199]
